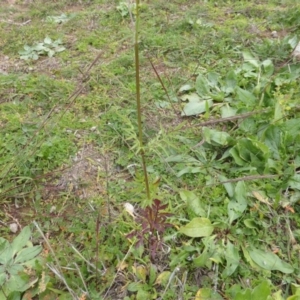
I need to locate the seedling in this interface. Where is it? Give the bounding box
[19,37,65,60]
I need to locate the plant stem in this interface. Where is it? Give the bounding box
[134,0,150,201]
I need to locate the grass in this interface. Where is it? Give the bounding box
[1,0,300,299]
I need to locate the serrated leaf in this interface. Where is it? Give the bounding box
[249,248,294,273]
[179,217,214,238]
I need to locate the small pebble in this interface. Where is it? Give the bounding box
[271,31,278,38]
[9,223,18,233]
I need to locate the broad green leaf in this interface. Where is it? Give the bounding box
[195,74,210,96]
[136,289,151,300]
[288,174,300,190]
[242,51,260,68]
[181,99,213,116]
[224,70,237,93]
[154,271,171,286]
[228,200,247,224]
[272,290,284,300]
[207,72,219,88]
[6,274,34,292]
[177,167,204,177]
[44,37,52,44]
[288,36,298,49]
[219,175,234,197]
[235,288,252,300]
[241,246,261,271]
[249,248,294,273]
[11,226,31,255]
[220,105,237,118]
[165,154,199,163]
[7,264,24,275]
[127,282,143,292]
[286,296,300,300]
[234,181,246,200]
[262,59,274,77]
[203,127,231,146]
[222,241,240,277]
[195,288,223,300]
[179,84,192,92]
[233,138,269,173]
[274,100,283,123]
[263,125,281,159]
[291,283,300,295]
[180,93,201,102]
[180,190,206,217]
[149,264,157,285]
[251,280,271,300]
[14,245,42,264]
[244,219,259,229]
[0,273,6,286]
[0,244,13,265]
[179,218,214,238]
[236,87,256,106]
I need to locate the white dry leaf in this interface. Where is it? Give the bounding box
[124,202,135,218]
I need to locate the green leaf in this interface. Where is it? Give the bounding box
[228,200,247,224]
[44,37,52,44]
[236,87,256,106]
[218,175,234,196]
[179,218,214,238]
[127,282,144,292]
[195,74,210,96]
[5,274,33,293]
[220,105,237,118]
[177,167,204,177]
[195,288,223,300]
[242,51,260,68]
[11,226,31,256]
[288,174,300,190]
[249,248,294,273]
[14,245,42,264]
[244,219,259,229]
[224,70,237,93]
[251,281,271,300]
[203,127,231,146]
[222,241,240,277]
[136,289,151,300]
[182,99,213,116]
[180,190,206,217]
[262,59,274,77]
[263,125,281,159]
[181,93,201,102]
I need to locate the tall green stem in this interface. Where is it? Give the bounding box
[134,0,150,200]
